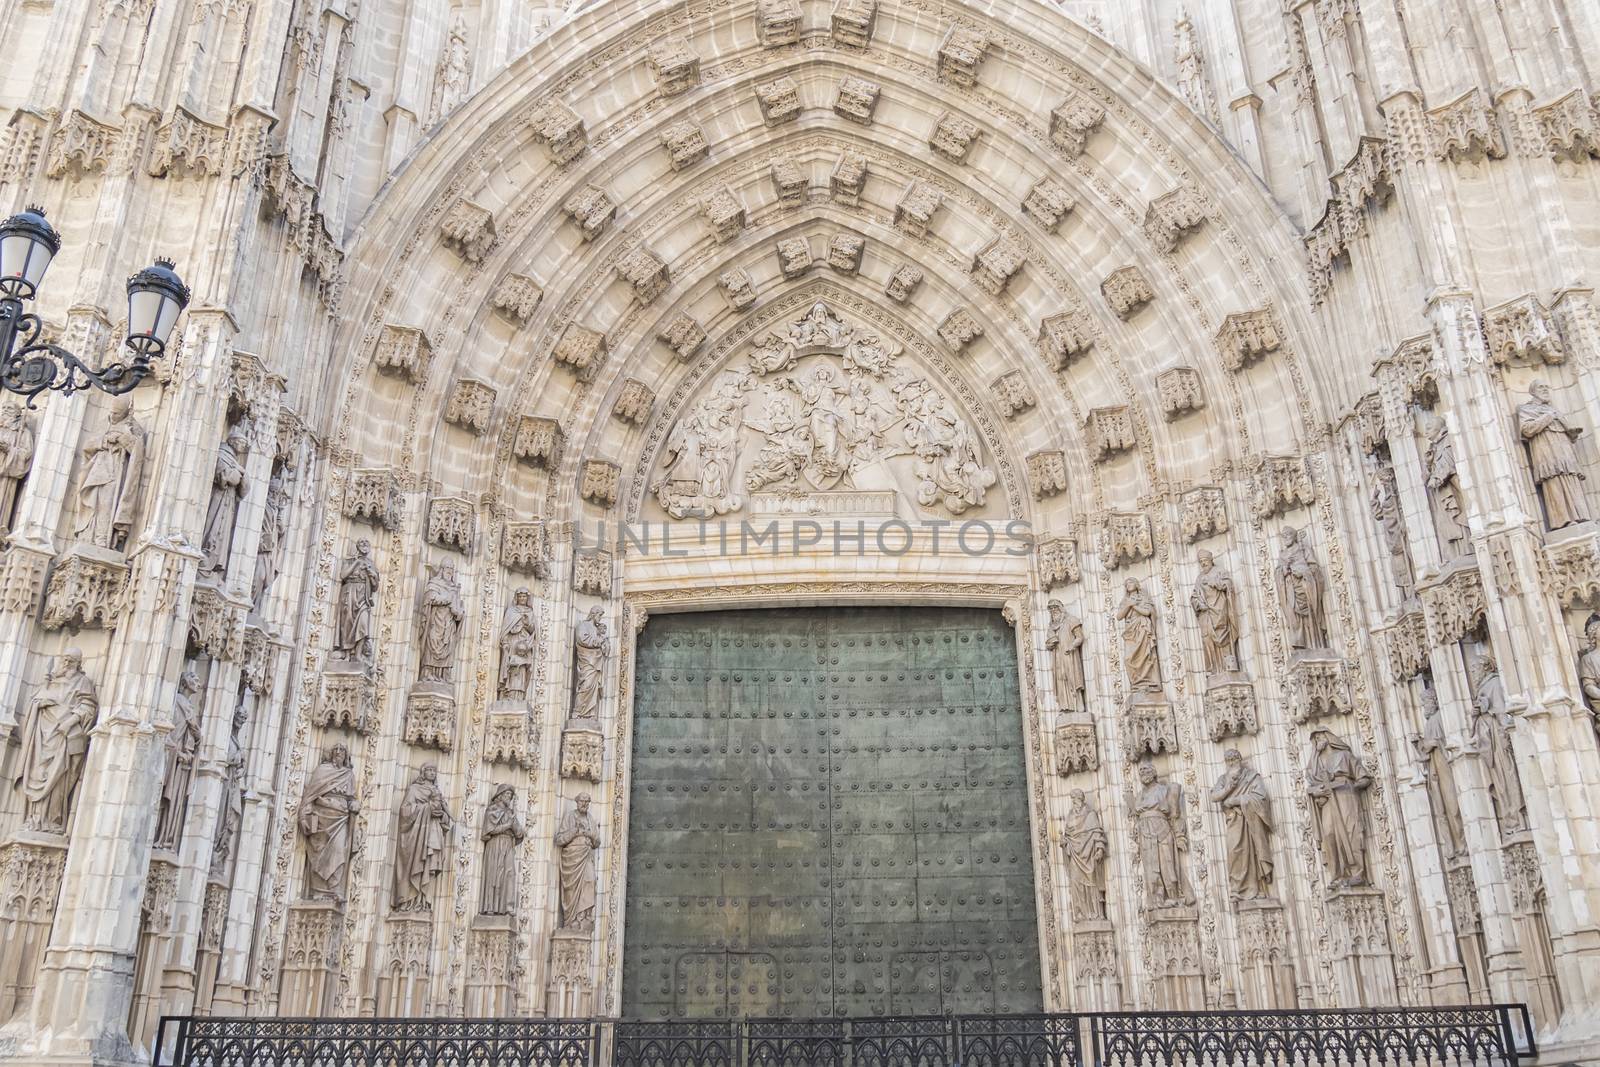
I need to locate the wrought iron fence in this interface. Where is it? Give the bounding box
[154,1005,1535,1067]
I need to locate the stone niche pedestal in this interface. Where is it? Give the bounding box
[0,831,68,1021]
[485,699,537,768]
[279,901,345,1015]
[1288,651,1352,723]
[377,913,435,1015]
[1124,694,1178,757]
[41,543,129,630]
[315,662,378,734]
[403,681,456,750]
[1054,715,1098,774]
[1326,886,1398,1005]
[1203,677,1257,740]
[1068,918,1122,1008]
[547,928,594,1016]
[560,723,604,781]
[466,914,518,1015]
[1234,897,1296,1008]
[1144,906,1204,1010]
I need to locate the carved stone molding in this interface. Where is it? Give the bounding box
[1156,367,1203,420]
[1428,88,1506,164]
[894,181,943,237]
[756,77,801,125]
[719,268,757,310]
[972,237,1025,296]
[756,0,800,45]
[659,121,708,171]
[241,623,272,696]
[938,307,983,352]
[1350,393,1386,455]
[1050,90,1105,157]
[562,185,615,241]
[1087,406,1136,463]
[552,324,606,380]
[831,0,876,46]
[1039,311,1094,369]
[315,669,378,734]
[771,158,807,208]
[440,199,495,263]
[929,112,981,162]
[657,312,706,361]
[42,549,128,630]
[1251,455,1315,519]
[188,583,245,661]
[1101,512,1154,568]
[513,415,563,469]
[1504,838,1547,914]
[885,265,923,303]
[490,273,542,325]
[834,77,880,124]
[580,460,621,508]
[1544,526,1600,606]
[690,186,743,243]
[1204,682,1257,740]
[502,521,549,577]
[1372,334,1437,408]
[828,233,865,275]
[344,468,403,529]
[1037,536,1080,587]
[403,687,456,750]
[1142,187,1207,252]
[142,857,180,933]
[372,324,431,384]
[46,109,120,179]
[1380,607,1429,679]
[485,703,537,768]
[1124,696,1178,757]
[990,370,1035,419]
[613,247,669,307]
[1023,179,1074,231]
[937,26,989,87]
[1482,294,1566,366]
[1055,718,1098,774]
[427,497,475,554]
[646,35,699,95]
[1027,451,1068,499]
[1179,487,1227,543]
[1215,310,1281,373]
[560,725,604,781]
[445,378,495,434]
[1419,564,1487,647]
[526,99,586,165]
[148,106,227,178]
[1532,88,1600,163]
[1101,266,1153,320]
[574,550,612,597]
[0,834,67,926]
[776,236,814,279]
[612,379,655,426]
[1288,654,1352,723]
[830,151,867,207]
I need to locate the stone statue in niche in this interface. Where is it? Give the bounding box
[210,704,248,880]
[1467,652,1527,834]
[432,10,470,121]
[556,793,601,932]
[1062,789,1108,921]
[1131,760,1193,908]
[0,404,36,534]
[394,763,454,912]
[1414,685,1466,859]
[498,587,538,702]
[299,743,358,903]
[479,784,526,916]
[74,398,146,550]
[1305,728,1372,888]
[1369,462,1414,596]
[1190,550,1241,678]
[1115,578,1162,693]
[201,420,251,578]
[1517,380,1592,530]
[332,539,380,666]
[416,561,465,687]
[1423,415,1468,553]
[251,467,290,609]
[1275,526,1330,653]
[1580,616,1600,724]
[1209,748,1274,902]
[1045,600,1086,714]
[11,647,99,834]
[571,606,608,724]
[153,664,203,851]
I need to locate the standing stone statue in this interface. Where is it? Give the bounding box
[298,744,358,903]
[556,793,601,931]
[251,468,290,609]
[394,763,454,912]
[1115,578,1162,693]
[1209,748,1274,901]
[479,784,526,916]
[1045,600,1086,714]
[571,606,609,723]
[11,647,99,834]
[1275,527,1330,652]
[1580,616,1600,723]
[1062,789,1108,921]
[1370,462,1414,596]
[210,705,248,879]
[1467,653,1527,834]
[1305,728,1372,888]
[1414,687,1466,858]
[1190,550,1241,678]
[416,562,465,685]
[74,398,146,550]
[0,404,36,534]
[1424,415,1468,553]
[154,665,203,851]
[201,420,250,578]
[1131,761,1193,908]
[1518,380,1592,530]
[333,540,380,665]
[498,588,538,702]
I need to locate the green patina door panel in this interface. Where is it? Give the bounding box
[623,607,1042,1019]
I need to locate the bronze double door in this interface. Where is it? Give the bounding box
[622,607,1043,1019]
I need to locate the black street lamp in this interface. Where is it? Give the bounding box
[0,206,191,405]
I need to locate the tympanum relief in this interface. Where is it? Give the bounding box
[649,302,997,521]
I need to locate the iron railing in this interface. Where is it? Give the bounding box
[154,1005,1536,1067]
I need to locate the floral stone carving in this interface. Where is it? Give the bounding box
[929,112,981,161]
[831,0,876,46]
[658,121,708,171]
[552,324,606,379]
[562,185,615,241]
[616,246,670,304]
[490,273,542,325]
[580,460,621,508]
[1037,537,1080,587]
[885,265,924,303]
[501,521,548,577]
[43,548,128,630]
[700,186,746,241]
[971,237,1025,296]
[1039,311,1094,369]
[894,181,943,237]
[1027,451,1068,499]
[1102,512,1154,568]
[426,497,475,554]
[1087,406,1136,462]
[1216,310,1281,372]
[756,77,801,125]
[445,378,495,434]
[771,158,807,207]
[830,151,867,206]
[1156,367,1203,420]
[938,307,983,352]
[1023,179,1075,231]
[776,237,814,278]
[513,415,562,468]
[1142,187,1207,252]
[719,269,757,310]
[372,324,431,383]
[990,370,1035,419]
[657,312,706,360]
[1179,486,1227,543]
[526,99,586,164]
[1055,717,1098,774]
[343,468,403,529]
[937,27,989,87]
[1050,90,1106,157]
[440,199,495,263]
[646,36,699,95]
[612,379,655,425]
[833,77,880,123]
[1101,266,1154,319]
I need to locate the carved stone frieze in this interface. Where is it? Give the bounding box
[525,99,586,164]
[885,265,923,303]
[560,726,604,781]
[771,158,807,208]
[1544,527,1600,606]
[1101,512,1154,569]
[1023,178,1075,232]
[646,35,700,95]
[440,199,496,263]
[1419,564,1487,647]
[188,583,245,660]
[719,268,757,310]
[580,460,621,508]
[831,0,876,46]
[562,185,615,241]
[830,151,867,206]
[1028,451,1068,499]
[1372,334,1438,409]
[700,186,747,241]
[990,370,1035,419]
[756,77,802,125]
[616,246,670,305]
[827,234,865,274]
[1037,536,1080,587]
[1288,655,1352,723]
[929,111,981,162]
[1533,88,1600,163]
[42,549,128,630]
[1142,187,1207,252]
[343,468,403,529]
[1179,486,1227,543]
[659,120,708,171]
[612,379,655,426]
[426,497,475,554]
[657,312,706,361]
[1380,607,1429,679]
[971,236,1025,296]
[937,26,989,87]
[1125,696,1178,757]
[513,416,562,469]
[490,273,542,325]
[46,109,120,179]
[776,236,814,279]
[552,324,606,379]
[1483,294,1566,366]
[1204,682,1258,740]
[1156,366,1203,420]
[148,106,227,178]
[1050,90,1106,157]
[485,705,537,768]
[1428,89,1506,163]
[1215,309,1282,373]
[574,550,612,597]
[1351,393,1386,455]
[0,835,67,925]
[834,77,880,124]
[894,181,943,237]
[1101,266,1153,319]
[1039,311,1094,369]
[315,669,378,733]
[445,378,495,434]
[372,324,431,384]
[938,307,983,352]
[502,521,548,577]
[1055,718,1098,774]
[403,689,456,750]
[756,0,800,46]
[1252,455,1315,519]
[1087,406,1136,463]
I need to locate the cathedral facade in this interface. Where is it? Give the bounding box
[1,0,1600,1061]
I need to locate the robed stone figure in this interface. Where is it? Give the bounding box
[201,420,250,577]
[1209,749,1274,901]
[154,665,203,851]
[479,784,526,916]
[571,607,608,723]
[1131,762,1193,907]
[556,794,600,931]
[1424,415,1468,551]
[417,562,465,685]
[334,540,380,665]
[74,399,146,550]
[1518,380,1592,529]
[1580,617,1600,722]
[1045,600,1086,714]
[211,706,248,879]
[1415,688,1466,858]
[1062,789,1108,921]
[1116,579,1162,693]
[394,763,453,912]
[1468,654,1526,834]
[12,647,99,834]
[1305,729,1372,887]
[299,744,358,903]
[0,404,35,534]
[1275,527,1329,652]
[252,468,290,609]
[1190,550,1241,677]
[498,588,538,702]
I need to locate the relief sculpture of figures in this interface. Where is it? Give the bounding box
[200,419,250,578]
[153,665,203,851]
[1116,578,1162,693]
[571,606,608,723]
[333,540,380,665]
[1580,616,1600,726]
[1062,789,1108,921]
[251,468,290,609]
[74,398,146,550]
[1414,687,1466,859]
[1518,380,1592,530]
[298,744,358,903]
[416,561,465,685]
[1424,415,1468,553]
[479,784,526,916]
[1190,550,1241,678]
[1275,527,1329,652]
[498,587,538,702]
[652,368,753,519]
[0,404,36,534]
[556,793,601,932]
[1045,600,1086,714]
[1305,729,1372,888]
[394,763,454,912]
[11,647,99,835]
[1209,748,1274,901]
[1131,761,1193,908]
[1467,653,1527,834]
[1370,462,1413,596]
